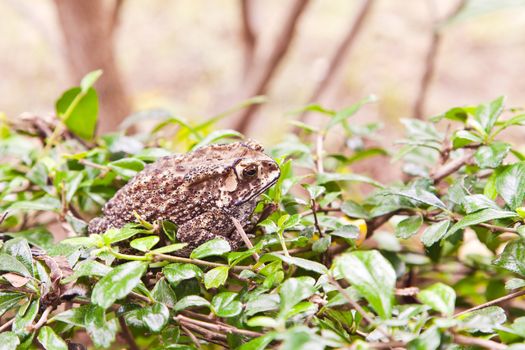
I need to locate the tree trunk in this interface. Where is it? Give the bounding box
[54,0,131,134]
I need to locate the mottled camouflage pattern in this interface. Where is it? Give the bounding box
[88,140,280,251]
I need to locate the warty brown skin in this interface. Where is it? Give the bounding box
[88,141,280,251]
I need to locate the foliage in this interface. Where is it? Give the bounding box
[2,73,525,349]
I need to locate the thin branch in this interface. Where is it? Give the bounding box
[431,150,473,183]
[0,318,14,332]
[78,159,111,172]
[118,316,140,350]
[328,276,393,340]
[240,0,257,76]
[181,324,203,350]
[29,306,53,331]
[152,252,252,272]
[0,212,8,226]
[412,0,468,119]
[235,0,310,133]
[232,217,260,262]
[300,0,375,120]
[454,289,525,317]
[176,314,263,338]
[453,334,507,350]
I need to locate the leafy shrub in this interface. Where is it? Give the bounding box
[2,72,525,349]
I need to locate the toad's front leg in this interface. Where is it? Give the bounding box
[176,210,244,255]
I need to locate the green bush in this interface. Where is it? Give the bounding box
[2,72,525,349]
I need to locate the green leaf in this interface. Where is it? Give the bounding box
[395,215,423,239]
[13,300,39,339]
[0,292,26,317]
[238,333,277,350]
[496,162,525,209]
[462,194,500,214]
[460,306,506,333]
[271,253,328,274]
[494,239,525,276]
[473,96,505,134]
[108,158,146,179]
[447,208,518,237]
[91,261,148,309]
[125,303,169,332]
[317,172,383,188]
[80,69,103,93]
[0,253,32,277]
[0,332,19,350]
[417,283,455,316]
[62,260,112,284]
[421,220,450,247]
[452,130,482,149]
[151,243,187,254]
[84,305,118,348]
[174,295,210,312]
[8,196,61,212]
[245,294,280,316]
[190,238,231,259]
[303,184,325,199]
[474,142,510,168]
[37,326,68,350]
[130,236,159,252]
[330,225,360,240]
[211,292,242,317]
[1,238,33,276]
[163,263,202,287]
[334,250,396,318]
[204,265,229,289]
[56,87,98,140]
[407,326,441,350]
[390,187,447,210]
[326,95,376,130]
[152,278,177,308]
[506,278,525,290]
[279,277,316,318]
[340,200,370,219]
[192,129,243,149]
[103,225,146,244]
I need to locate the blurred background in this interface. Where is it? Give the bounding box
[1,0,525,144]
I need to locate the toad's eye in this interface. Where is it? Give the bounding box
[243,165,258,178]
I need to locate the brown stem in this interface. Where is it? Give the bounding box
[239,0,257,77]
[181,324,203,350]
[176,314,263,338]
[328,276,393,340]
[453,334,507,350]
[118,316,140,350]
[29,306,53,331]
[412,0,468,119]
[300,0,375,120]
[235,0,310,133]
[455,289,525,317]
[431,150,473,183]
[232,217,260,262]
[0,318,14,332]
[152,252,251,272]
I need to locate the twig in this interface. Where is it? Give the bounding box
[311,199,323,237]
[235,0,310,132]
[176,314,263,338]
[453,334,507,350]
[232,217,260,262]
[300,0,375,122]
[78,159,111,172]
[181,324,203,350]
[431,150,473,183]
[0,212,8,225]
[118,316,140,350]
[240,0,257,76]
[328,276,392,340]
[29,306,53,331]
[0,318,14,332]
[454,289,525,317]
[152,252,252,272]
[412,0,467,119]
[180,322,229,347]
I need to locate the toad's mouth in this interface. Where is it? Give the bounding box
[233,173,280,206]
